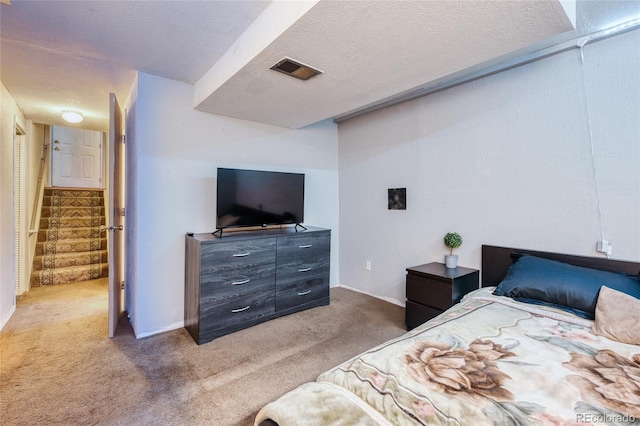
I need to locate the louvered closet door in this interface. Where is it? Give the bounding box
[13,132,24,295]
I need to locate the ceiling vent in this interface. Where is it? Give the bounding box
[270,58,322,81]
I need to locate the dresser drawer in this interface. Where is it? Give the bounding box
[201,238,276,272]
[201,261,275,292]
[276,269,329,311]
[406,275,452,310]
[200,290,275,331]
[201,268,275,302]
[276,232,330,262]
[276,254,329,277]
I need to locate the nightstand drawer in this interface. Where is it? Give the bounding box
[406,300,442,330]
[406,275,452,310]
[405,262,479,332]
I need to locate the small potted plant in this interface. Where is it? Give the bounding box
[443,232,462,268]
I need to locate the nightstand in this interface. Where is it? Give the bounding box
[405,262,479,330]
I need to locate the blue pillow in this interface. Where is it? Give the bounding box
[492,255,640,319]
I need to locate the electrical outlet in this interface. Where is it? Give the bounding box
[596,239,612,256]
[366,261,372,271]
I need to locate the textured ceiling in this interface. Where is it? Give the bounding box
[1,0,638,131]
[0,0,270,130]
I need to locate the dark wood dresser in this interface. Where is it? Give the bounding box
[405,262,479,330]
[185,226,330,344]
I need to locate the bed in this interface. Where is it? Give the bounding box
[254,245,640,426]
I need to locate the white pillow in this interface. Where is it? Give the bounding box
[592,285,640,345]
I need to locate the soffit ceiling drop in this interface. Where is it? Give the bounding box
[7,1,638,131]
[194,0,576,129]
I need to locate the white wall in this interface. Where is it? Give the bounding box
[0,83,27,329]
[129,72,339,338]
[338,30,640,306]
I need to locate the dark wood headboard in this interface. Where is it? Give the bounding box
[481,245,640,287]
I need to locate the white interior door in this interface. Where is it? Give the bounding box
[108,94,124,337]
[51,126,103,188]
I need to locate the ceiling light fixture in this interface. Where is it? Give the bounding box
[270,58,322,81]
[61,110,83,123]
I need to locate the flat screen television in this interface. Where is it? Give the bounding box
[216,168,305,232]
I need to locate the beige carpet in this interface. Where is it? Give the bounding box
[0,280,406,425]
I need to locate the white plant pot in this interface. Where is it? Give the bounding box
[444,254,458,269]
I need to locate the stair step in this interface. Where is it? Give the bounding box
[42,195,104,207]
[36,238,107,255]
[40,206,105,218]
[44,188,104,198]
[40,216,105,229]
[30,263,109,287]
[33,189,108,286]
[38,226,104,242]
[32,250,108,270]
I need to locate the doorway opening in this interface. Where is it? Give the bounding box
[8,96,126,339]
[29,126,108,288]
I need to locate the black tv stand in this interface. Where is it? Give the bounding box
[295,223,307,232]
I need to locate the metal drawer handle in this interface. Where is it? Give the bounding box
[299,244,312,248]
[297,290,312,296]
[231,305,251,313]
[231,279,250,286]
[232,252,250,257]
[298,267,312,272]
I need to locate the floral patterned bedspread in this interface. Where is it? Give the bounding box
[254,288,640,426]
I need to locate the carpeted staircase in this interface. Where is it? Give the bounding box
[30,188,109,287]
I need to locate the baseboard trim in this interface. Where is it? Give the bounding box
[335,284,405,308]
[134,320,184,339]
[132,287,404,339]
[0,304,16,331]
